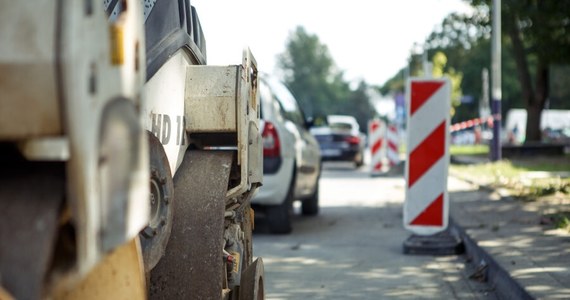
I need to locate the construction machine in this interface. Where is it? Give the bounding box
[136,1,264,298]
[0,0,264,299]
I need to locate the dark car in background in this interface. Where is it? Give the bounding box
[310,115,365,168]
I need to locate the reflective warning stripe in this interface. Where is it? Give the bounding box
[404,78,451,235]
[386,124,399,167]
[408,121,446,188]
[368,119,385,175]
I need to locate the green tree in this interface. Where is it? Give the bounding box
[550,65,570,109]
[338,81,376,133]
[381,3,566,134]
[468,0,570,142]
[277,26,375,129]
[425,12,489,122]
[432,51,463,111]
[425,12,522,123]
[379,69,406,95]
[277,26,343,117]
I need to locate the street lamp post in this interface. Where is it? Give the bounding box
[491,0,502,161]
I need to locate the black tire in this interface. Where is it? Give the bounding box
[301,180,319,216]
[140,132,174,271]
[266,176,294,234]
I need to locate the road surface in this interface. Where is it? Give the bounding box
[253,161,497,299]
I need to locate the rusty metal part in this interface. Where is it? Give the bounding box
[222,189,258,299]
[224,224,245,289]
[239,258,264,300]
[184,48,262,199]
[53,238,146,300]
[149,150,232,299]
[223,186,258,299]
[237,193,255,267]
[0,161,64,299]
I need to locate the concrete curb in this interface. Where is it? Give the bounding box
[449,160,533,299]
[449,217,533,299]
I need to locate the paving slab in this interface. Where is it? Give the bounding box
[448,171,570,299]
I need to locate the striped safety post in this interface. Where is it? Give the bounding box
[386,123,400,167]
[368,118,386,176]
[403,78,462,255]
[404,78,451,236]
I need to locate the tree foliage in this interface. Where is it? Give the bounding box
[380,0,570,142]
[340,81,375,132]
[277,26,376,131]
[425,12,522,123]
[465,0,570,141]
[277,26,341,117]
[379,69,406,95]
[432,51,463,111]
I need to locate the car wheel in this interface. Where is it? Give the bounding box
[301,181,319,216]
[266,176,294,234]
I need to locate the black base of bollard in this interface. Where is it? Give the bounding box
[403,229,464,256]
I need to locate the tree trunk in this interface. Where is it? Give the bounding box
[507,12,542,143]
[525,103,542,143]
[525,62,549,142]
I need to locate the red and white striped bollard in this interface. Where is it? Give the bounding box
[386,123,400,168]
[404,78,451,236]
[368,119,385,176]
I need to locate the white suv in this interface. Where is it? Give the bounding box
[252,75,321,234]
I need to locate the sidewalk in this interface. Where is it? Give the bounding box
[448,156,570,299]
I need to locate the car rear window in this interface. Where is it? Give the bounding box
[330,122,353,131]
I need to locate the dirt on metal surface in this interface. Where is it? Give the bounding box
[149,150,232,299]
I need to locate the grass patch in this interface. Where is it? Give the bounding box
[509,154,570,173]
[450,144,489,156]
[542,212,570,232]
[452,156,570,175]
[451,158,570,199]
[451,160,521,179]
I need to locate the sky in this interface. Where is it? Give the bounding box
[192,0,472,87]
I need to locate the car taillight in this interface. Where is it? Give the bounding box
[262,121,280,157]
[345,135,360,145]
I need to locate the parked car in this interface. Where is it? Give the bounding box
[252,75,321,234]
[310,115,365,168]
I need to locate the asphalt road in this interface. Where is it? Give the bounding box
[253,161,497,300]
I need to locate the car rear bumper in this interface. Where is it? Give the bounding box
[263,157,282,174]
[320,147,360,162]
[252,157,294,206]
